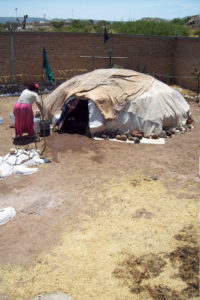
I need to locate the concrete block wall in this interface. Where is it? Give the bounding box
[0,32,199,91]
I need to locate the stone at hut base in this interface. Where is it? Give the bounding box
[9,148,16,154]
[159,131,167,138]
[151,135,158,139]
[120,134,127,141]
[132,137,140,143]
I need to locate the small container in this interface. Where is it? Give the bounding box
[9,113,15,126]
[40,119,50,136]
[34,118,40,133]
[0,117,3,124]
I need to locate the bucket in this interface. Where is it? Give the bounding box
[40,119,50,136]
[34,118,40,133]
[9,113,15,126]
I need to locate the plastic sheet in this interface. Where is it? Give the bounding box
[0,149,48,178]
[0,207,16,225]
[88,79,190,136]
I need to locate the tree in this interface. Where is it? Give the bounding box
[0,23,6,31]
[69,19,86,32]
[50,20,65,30]
[5,22,18,32]
[96,20,111,26]
[111,20,189,37]
[193,29,200,38]
[171,18,184,25]
[22,15,28,29]
[17,14,28,29]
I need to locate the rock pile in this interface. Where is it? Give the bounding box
[95,117,194,142]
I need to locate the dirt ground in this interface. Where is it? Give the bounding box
[0,93,199,300]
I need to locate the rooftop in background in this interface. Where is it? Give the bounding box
[0,17,48,24]
[187,15,200,29]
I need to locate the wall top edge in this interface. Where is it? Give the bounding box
[0,31,199,41]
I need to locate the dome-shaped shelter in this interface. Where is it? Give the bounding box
[43,68,191,137]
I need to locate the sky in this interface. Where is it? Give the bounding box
[1,0,200,21]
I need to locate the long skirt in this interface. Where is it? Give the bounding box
[14,103,34,137]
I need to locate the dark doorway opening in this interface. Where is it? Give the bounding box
[60,100,89,135]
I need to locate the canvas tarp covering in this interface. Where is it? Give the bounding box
[43,68,190,136]
[44,68,154,121]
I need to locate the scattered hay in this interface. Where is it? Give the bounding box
[113,225,199,299]
[113,253,166,294]
[132,208,154,219]
[145,284,181,300]
[169,225,199,298]
[173,224,198,244]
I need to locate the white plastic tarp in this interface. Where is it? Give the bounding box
[0,149,48,178]
[88,79,190,136]
[0,207,16,225]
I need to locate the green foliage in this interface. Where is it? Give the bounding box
[0,23,6,31]
[50,20,65,30]
[88,19,94,25]
[49,19,109,33]
[71,19,82,27]
[0,17,192,37]
[193,29,200,37]
[93,25,104,33]
[36,19,191,36]
[192,67,200,81]
[111,20,190,36]
[113,64,124,69]
[136,64,148,73]
[171,18,185,25]
[96,20,110,26]
[64,19,86,32]
[37,27,47,32]
[5,22,18,32]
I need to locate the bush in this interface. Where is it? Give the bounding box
[50,20,65,30]
[193,30,200,37]
[111,20,190,37]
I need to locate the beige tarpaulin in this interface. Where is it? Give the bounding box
[44,68,154,121]
[43,68,190,137]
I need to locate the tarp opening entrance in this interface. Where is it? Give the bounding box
[59,99,89,135]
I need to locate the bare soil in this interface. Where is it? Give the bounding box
[0,94,199,300]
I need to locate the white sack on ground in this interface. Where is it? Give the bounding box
[43,68,191,137]
[0,149,47,179]
[0,207,16,225]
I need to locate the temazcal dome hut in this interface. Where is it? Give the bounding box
[43,68,191,137]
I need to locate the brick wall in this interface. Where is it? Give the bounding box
[0,34,10,75]
[0,32,199,90]
[173,37,200,90]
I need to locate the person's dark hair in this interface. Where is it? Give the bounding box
[27,82,39,92]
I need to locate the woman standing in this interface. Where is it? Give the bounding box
[13,83,43,140]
